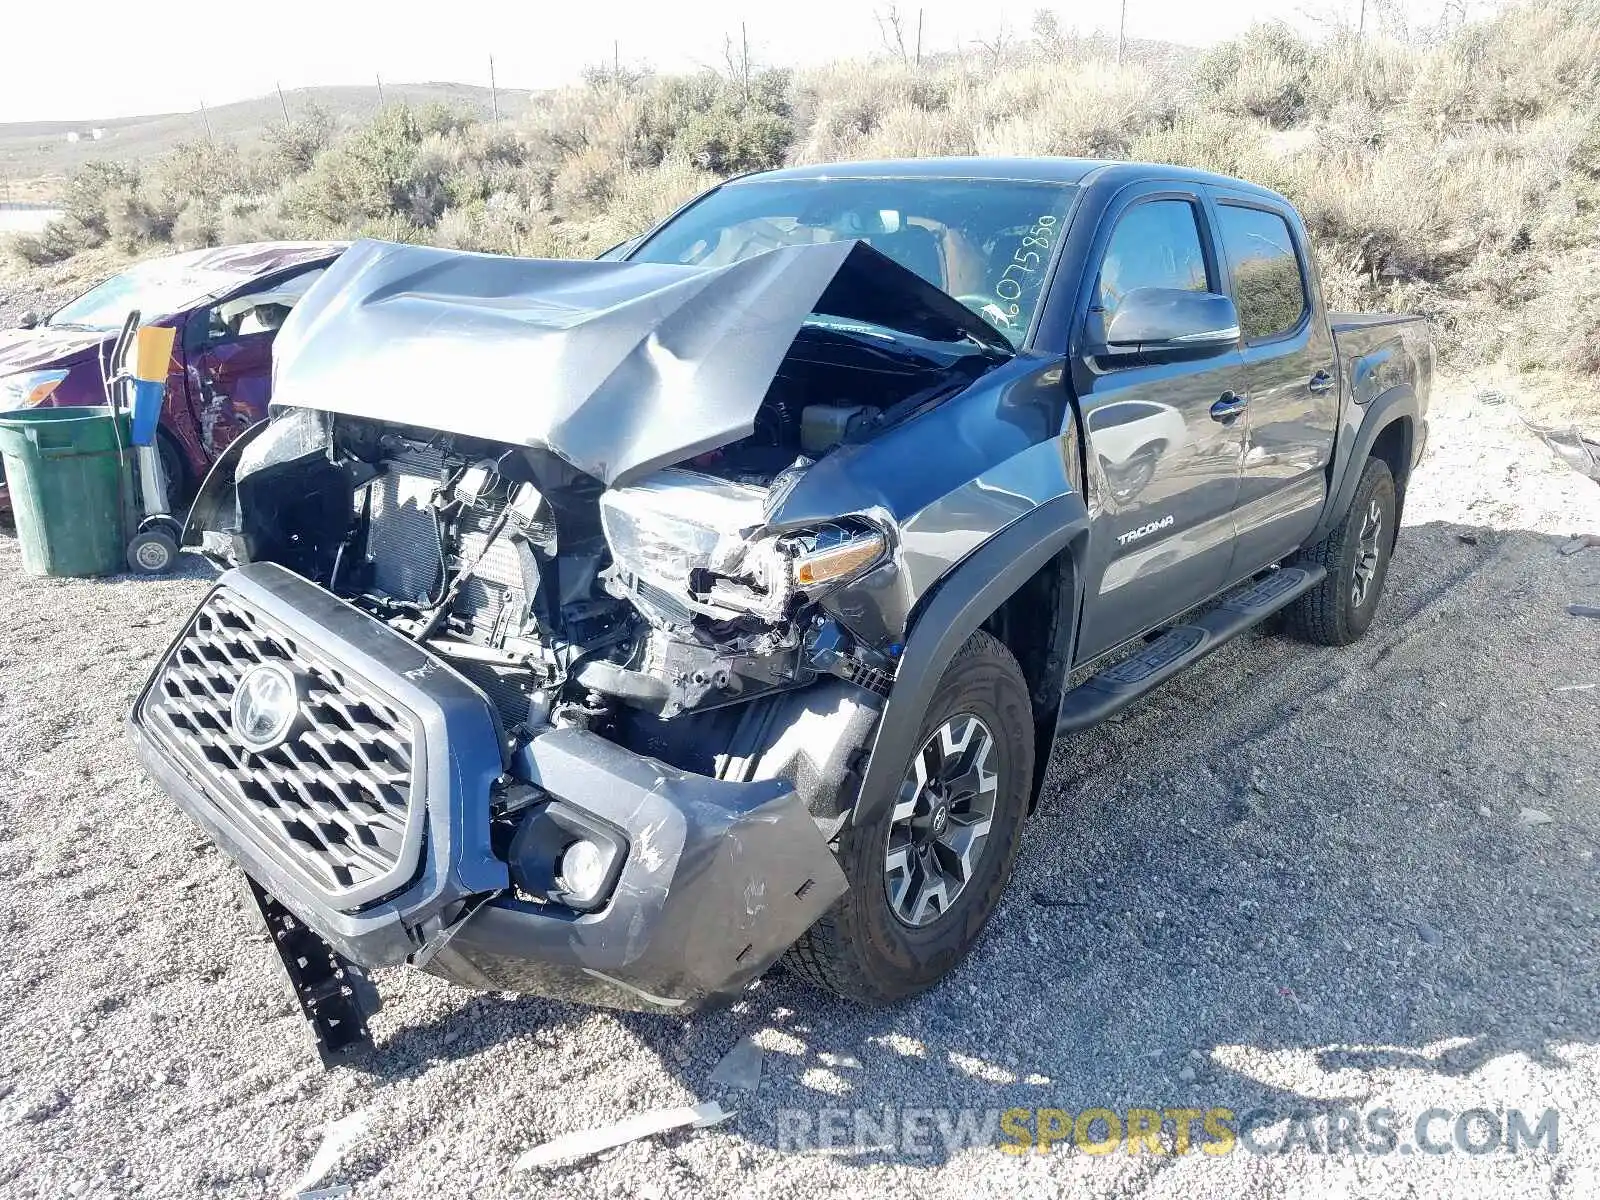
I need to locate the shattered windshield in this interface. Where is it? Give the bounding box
[628,176,1078,346]
[48,258,241,331]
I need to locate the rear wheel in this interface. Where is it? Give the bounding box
[1282,455,1397,645]
[785,630,1033,1004]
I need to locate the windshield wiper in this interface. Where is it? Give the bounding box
[42,321,106,332]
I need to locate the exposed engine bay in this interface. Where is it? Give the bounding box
[183,234,1017,804]
[193,325,1000,771]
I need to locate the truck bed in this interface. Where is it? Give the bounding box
[1328,310,1421,332]
[1330,311,1434,411]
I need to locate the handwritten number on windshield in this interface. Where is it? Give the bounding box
[996,215,1057,317]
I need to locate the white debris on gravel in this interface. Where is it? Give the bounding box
[513,1102,733,1171]
[283,1108,375,1198]
[0,371,1596,1198]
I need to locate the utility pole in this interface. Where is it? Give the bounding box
[199,98,213,141]
[1358,0,1367,35]
[741,22,751,99]
[915,8,923,67]
[489,56,499,120]
[614,39,621,80]
[376,73,384,105]
[1116,0,1127,66]
[276,82,291,127]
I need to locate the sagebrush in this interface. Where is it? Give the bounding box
[8,0,1600,373]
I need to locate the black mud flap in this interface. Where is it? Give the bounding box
[247,876,382,1065]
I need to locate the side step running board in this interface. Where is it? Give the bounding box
[1056,565,1325,735]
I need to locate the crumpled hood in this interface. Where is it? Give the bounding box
[0,326,108,375]
[270,238,1009,488]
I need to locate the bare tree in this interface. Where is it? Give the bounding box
[877,5,912,64]
[973,18,1011,66]
[723,23,753,100]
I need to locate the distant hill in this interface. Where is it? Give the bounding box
[0,83,537,200]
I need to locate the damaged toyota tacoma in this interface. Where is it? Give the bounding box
[127,158,1432,1059]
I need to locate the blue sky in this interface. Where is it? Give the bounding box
[0,0,1475,123]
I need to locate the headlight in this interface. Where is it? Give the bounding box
[0,369,70,408]
[599,469,770,594]
[600,468,887,624]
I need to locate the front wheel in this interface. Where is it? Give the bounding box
[784,630,1034,1005]
[1282,455,1397,645]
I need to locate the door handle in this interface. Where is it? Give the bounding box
[1308,370,1335,394]
[1210,392,1248,424]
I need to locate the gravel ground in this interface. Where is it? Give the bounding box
[0,372,1597,1199]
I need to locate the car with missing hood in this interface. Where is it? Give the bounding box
[0,241,342,514]
[126,158,1432,1059]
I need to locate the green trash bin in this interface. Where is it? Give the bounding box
[0,406,131,578]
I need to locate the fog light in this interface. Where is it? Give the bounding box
[507,801,628,913]
[556,838,609,905]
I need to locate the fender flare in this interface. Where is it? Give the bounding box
[849,492,1092,830]
[181,419,268,546]
[1308,384,1417,544]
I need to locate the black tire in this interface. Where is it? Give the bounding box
[784,630,1034,1005]
[127,529,179,575]
[1282,456,1397,646]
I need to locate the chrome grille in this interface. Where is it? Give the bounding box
[140,588,421,902]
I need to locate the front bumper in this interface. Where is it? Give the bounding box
[129,562,846,1014]
[423,726,848,1010]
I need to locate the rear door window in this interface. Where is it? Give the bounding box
[1095,199,1211,325]
[1216,204,1307,341]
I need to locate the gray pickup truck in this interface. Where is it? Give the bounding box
[128,157,1432,1060]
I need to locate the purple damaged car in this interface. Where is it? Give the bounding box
[0,241,344,515]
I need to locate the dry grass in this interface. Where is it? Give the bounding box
[5,0,1599,381]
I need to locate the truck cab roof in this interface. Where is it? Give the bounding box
[734,156,1292,205]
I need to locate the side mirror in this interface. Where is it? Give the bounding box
[17,311,39,330]
[1103,288,1240,355]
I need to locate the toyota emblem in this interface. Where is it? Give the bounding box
[230,662,300,751]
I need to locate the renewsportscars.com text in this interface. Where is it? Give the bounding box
[774,1105,1560,1158]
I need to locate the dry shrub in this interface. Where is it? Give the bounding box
[597,157,719,243]
[170,199,219,250]
[971,64,1174,158]
[1307,32,1415,119]
[14,0,1600,385]
[1196,22,1313,128]
[1131,109,1273,177]
[858,105,975,159]
[1407,0,1600,127]
[791,61,953,161]
[216,195,294,246]
[551,143,620,210]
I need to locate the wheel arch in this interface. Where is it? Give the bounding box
[850,494,1091,829]
[1310,384,1417,544]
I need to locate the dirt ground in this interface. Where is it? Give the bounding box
[0,371,1597,1199]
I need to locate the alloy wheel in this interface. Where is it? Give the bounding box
[884,713,999,928]
[1352,495,1384,609]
